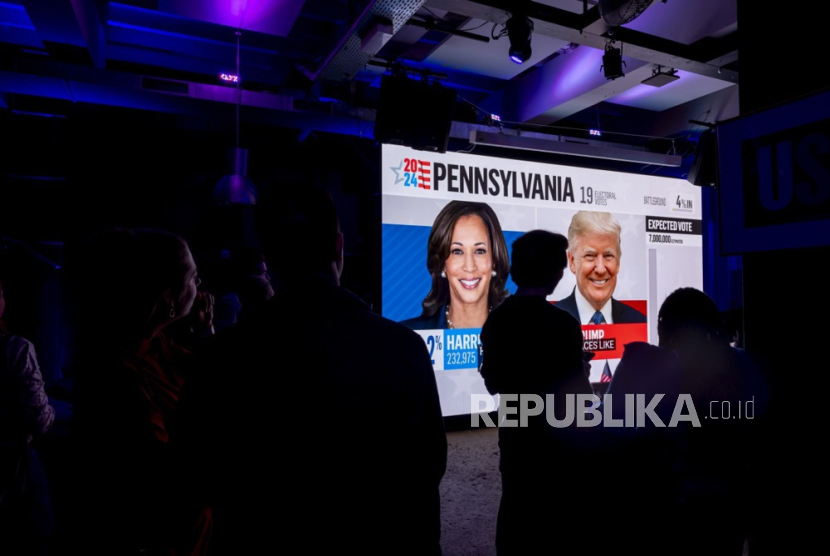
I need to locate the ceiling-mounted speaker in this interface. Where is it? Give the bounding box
[687,129,718,187]
[602,45,625,80]
[374,73,457,153]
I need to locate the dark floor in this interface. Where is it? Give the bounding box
[36,398,754,556]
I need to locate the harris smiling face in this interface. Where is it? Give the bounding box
[443,214,492,310]
[421,201,510,319]
[567,211,621,312]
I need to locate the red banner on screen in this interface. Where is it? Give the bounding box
[581,323,648,360]
[619,300,647,316]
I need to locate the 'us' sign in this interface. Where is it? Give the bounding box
[718,89,830,254]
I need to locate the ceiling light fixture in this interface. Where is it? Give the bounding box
[469,130,682,167]
[506,15,533,64]
[642,65,679,87]
[601,42,625,80]
[212,30,257,206]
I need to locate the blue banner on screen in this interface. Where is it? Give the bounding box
[382,145,703,417]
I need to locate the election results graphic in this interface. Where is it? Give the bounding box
[382,145,703,417]
[390,157,432,190]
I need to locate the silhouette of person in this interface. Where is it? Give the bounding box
[210,249,274,332]
[400,200,509,330]
[0,278,56,556]
[605,287,766,556]
[479,230,595,556]
[177,182,447,555]
[602,338,684,555]
[658,288,764,556]
[69,227,213,556]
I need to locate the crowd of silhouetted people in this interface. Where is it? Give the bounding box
[1,183,768,556]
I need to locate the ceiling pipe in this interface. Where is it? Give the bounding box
[406,17,490,43]
[298,1,428,83]
[295,0,380,82]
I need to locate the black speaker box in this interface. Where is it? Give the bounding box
[687,129,718,187]
[373,73,457,153]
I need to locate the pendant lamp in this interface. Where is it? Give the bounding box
[212,30,257,205]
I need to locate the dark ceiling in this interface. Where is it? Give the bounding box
[0,0,743,378]
[0,1,739,161]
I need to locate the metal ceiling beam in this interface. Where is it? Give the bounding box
[297,0,429,82]
[0,61,374,137]
[154,0,308,38]
[22,0,106,68]
[448,120,651,153]
[475,42,651,125]
[427,0,738,83]
[635,85,739,139]
[527,61,659,126]
[424,0,738,137]
[469,130,682,166]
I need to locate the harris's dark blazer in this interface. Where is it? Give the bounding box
[555,288,647,324]
[399,305,449,330]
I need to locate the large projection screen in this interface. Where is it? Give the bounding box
[382,145,703,417]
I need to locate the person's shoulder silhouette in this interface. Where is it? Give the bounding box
[179,182,447,556]
[0,278,56,555]
[480,229,594,556]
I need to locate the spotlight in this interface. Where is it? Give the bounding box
[506,15,533,64]
[601,43,625,80]
[641,65,679,87]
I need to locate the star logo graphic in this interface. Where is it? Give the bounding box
[390,160,404,184]
[446,369,484,399]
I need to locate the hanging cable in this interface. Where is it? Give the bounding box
[235,30,241,150]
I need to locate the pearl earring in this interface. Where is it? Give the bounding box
[491,270,497,277]
[440,271,447,279]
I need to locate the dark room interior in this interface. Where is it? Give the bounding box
[1,1,827,554]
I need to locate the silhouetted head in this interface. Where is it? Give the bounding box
[422,201,509,317]
[255,182,343,287]
[567,211,622,311]
[721,308,744,348]
[82,227,200,337]
[657,287,724,348]
[0,278,7,333]
[240,253,274,306]
[510,230,569,292]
